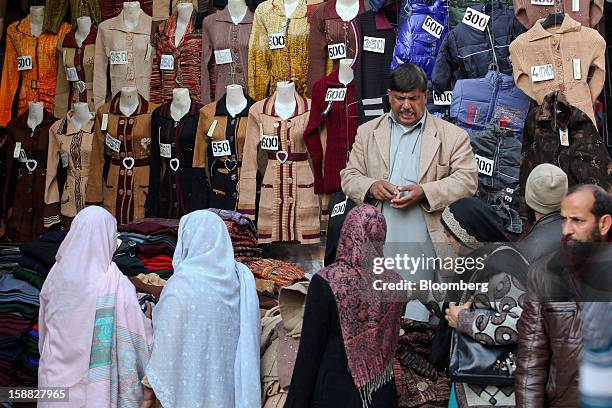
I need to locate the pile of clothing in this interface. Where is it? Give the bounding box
[14,230,68,290]
[247,259,305,289]
[115,218,179,279]
[208,209,263,264]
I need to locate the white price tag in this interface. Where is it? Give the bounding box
[475,154,494,176]
[559,128,570,146]
[433,91,453,106]
[530,0,554,5]
[327,43,347,60]
[214,49,233,65]
[101,113,109,131]
[105,133,121,153]
[268,33,286,50]
[145,44,153,62]
[331,199,347,217]
[207,120,218,138]
[462,8,490,31]
[110,51,128,65]
[19,149,28,163]
[325,88,347,102]
[160,54,174,70]
[573,59,581,80]
[212,140,231,157]
[260,135,279,151]
[66,67,79,81]
[572,0,579,11]
[363,36,386,53]
[530,64,554,82]
[160,142,172,158]
[60,152,69,168]
[17,55,32,71]
[13,142,21,159]
[422,16,444,39]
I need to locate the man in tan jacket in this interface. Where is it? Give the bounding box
[340,63,478,248]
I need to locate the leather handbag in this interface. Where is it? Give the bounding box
[448,245,528,386]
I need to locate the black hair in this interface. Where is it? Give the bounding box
[566,184,612,219]
[388,63,428,93]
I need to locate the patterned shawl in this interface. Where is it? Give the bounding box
[318,204,406,407]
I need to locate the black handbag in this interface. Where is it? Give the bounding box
[448,245,528,386]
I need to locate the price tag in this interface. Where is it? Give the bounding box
[268,33,286,50]
[530,64,554,82]
[101,113,109,131]
[60,152,69,168]
[573,59,581,80]
[462,8,490,31]
[13,142,21,159]
[160,142,172,158]
[260,135,279,151]
[19,149,28,163]
[145,44,153,62]
[110,51,128,65]
[214,49,233,65]
[433,90,453,106]
[207,120,218,138]
[327,43,347,60]
[160,54,174,70]
[530,0,554,5]
[363,36,385,53]
[422,16,444,39]
[559,128,570,146]
[572,0,579,11]
[17,55,33,71]
[66,67,79,81]
[331,199,347,217]
[325,88,347,102]
[212,140,231,157]
[105,133,121,153]
[475,154,494,176]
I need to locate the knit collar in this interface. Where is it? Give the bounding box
[262,90,309,118]
[60,111,96,134]
[16,109,56,129]
[320,69,356,88]
[214,6,254,24]
[527,14,582,42]
[107,9,151,35]
[215,93,255,117]
[62,26,98,48]
[271,0,307,19]
[161,9,197,47]
[109,93,150,116]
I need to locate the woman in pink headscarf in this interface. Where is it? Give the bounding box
[38,206,153,407]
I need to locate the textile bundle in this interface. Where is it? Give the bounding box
[246,259,305,288]
[208,208,264,264]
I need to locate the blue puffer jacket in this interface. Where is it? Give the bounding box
[450,70,531,139]
[390,0,449,77]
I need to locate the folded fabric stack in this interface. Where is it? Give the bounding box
[16,230,69,289]
[0,273,39,387]
[207,208,263,263]
[115,218,179,279]
[246,259,305,288]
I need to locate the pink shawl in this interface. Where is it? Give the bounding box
[38,206,153,407]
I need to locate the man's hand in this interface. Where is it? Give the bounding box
[140,386,155,408]
[445,298,473,329]
[390,184,425,209]
[368,180,396,201]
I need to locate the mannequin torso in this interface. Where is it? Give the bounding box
[119,86,140,117]
[70,103,93,131]
[228,0,248,25]
[338,58,354,85]
[75,16,92,47]
[174,3,193,47]
[335,0,359,21]
[29,6,44,37]
[225,85,248,117]
[170,88,191,121]
[275,82,296,120]
[122,2,141,32]
[27,102,44,130]
[284,0,299,19]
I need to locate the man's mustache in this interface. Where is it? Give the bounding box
[399,108,415,114]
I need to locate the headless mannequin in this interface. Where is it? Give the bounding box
[225,85,248,117]
[170,88,191,121]
[70,103,93,132]
[119,86,140,117]
[174,3,193,47]
[27,102,44,130]
[29,6,44,37]
[338,58,354,85]
[123,2,141,32]
[275,81,296,120]
[228,0,248,25]
[335,0,359,21]
[284,0,299,19]
[75,16,92,47]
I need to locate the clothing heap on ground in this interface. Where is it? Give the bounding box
[208,208,263,264]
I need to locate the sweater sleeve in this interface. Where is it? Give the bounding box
[54,41,70,118]
[306,6,326,96]
[284,274,333,408]
[43,124,62,228]
[146,108,161,216]
[200,18,214,104]
[0,27,20,127]
[85,109,105,205]
[303,79,326,194]
[236,105,261,219]
[588,33,606,103]
[430,32,454,93]
[509,40,535,103]
[248,8,272,101]
[192,106,212,169]
[93,25,109,110]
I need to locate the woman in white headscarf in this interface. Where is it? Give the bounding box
[142,210,261,408]
[38,206,153,408]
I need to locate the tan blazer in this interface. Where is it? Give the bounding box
[340,112,478,245]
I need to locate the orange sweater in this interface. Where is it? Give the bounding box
[0,17,70,127]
